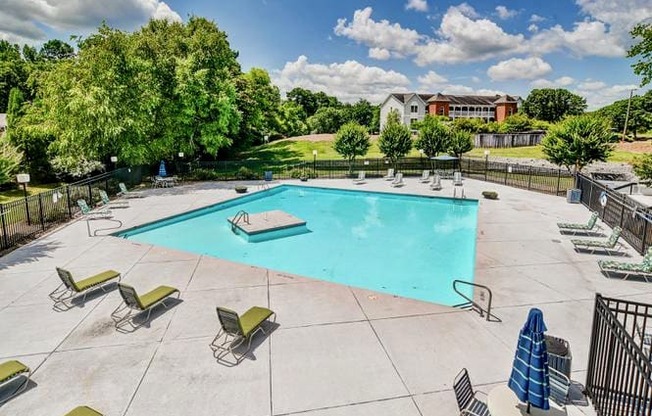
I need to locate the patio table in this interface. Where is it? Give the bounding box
[488,385,567,416]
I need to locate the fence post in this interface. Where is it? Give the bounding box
[0,203,8,249]
[87,184,93,205]
[24,195,31,226]
[504,166,508,184]
[66,186,72,218]
[38,193,45,230]
[642,219,649,254]
[556,169,562,196]
[527,167,532,190]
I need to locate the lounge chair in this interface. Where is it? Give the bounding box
[557,211,600,234]
[50,267,121,311]
[64,406,103,416]
[418,170,431,183]
[353,171,366,184]
[390,172,404,187]
[453,171,463,186]
[98,189,129,209]
[430,174,442,191]
[0,360,31,404]
[210,306,275,365]
[383,168,395,181]
[77,199,112,219]
[453,368,490,416]
[549,367,571,407]
[598,246,652,282]
[111,283,180,330]
[117,183,144,198]
[571,226,623,254]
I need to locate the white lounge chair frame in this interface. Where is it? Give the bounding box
[353,171,366,184]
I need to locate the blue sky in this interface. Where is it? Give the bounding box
[1,0,650,109]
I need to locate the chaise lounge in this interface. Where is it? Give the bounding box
[77,199,112,219]
[598,246,652,282]
[98,189,129,209]
[383,168,395,181]
[64,406,103,416]
[117,183,144,198]
[557,211,600,234]
[418,170,431,183]
[50,267,121,311]
[210,306,275,365]
[353,171,366,184]
[571,226,622,254]
[111,283,180,330]
[0,360,31,404]
[390,172,404,187]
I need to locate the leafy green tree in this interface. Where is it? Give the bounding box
[287,87,340,117]
[378,110,412,170]
[541,114,615,173]
[0,40,27,112]
[342,99,375,130]
[0,136,23,185]
[6,87,24,132]
[596,91,652,138]
[235,68,281,147]
[22,45,38,62]
[500,113,533,133]
[277,101,308,137]
[451,117,489,133]
[628,23,652,86]
[307,107,345,133]
[39,39,75,60]
[370,105,381,134]
[447,129,473,159]
[333,122,370,175]
[414,115,450,158]
[522,89,587,122]
[633,154,652,183]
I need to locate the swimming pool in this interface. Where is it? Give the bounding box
[118,185,479,306]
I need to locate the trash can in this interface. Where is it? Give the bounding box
[566,188,581,203]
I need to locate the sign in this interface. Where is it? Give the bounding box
[599,191,608,207]
[16,173,30,184]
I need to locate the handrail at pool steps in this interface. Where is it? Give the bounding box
[231,210,250,233]
[452,279,501,322]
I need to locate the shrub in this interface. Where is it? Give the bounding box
[633,154,652,183]
[235,166,258,180]
[187,168,220,181]
[482,191,499,200]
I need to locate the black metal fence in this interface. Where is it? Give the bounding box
[576,174,652,255]
[586,294,652,416]
[0,167,143,253]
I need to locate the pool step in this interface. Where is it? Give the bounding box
[228,210,308,242]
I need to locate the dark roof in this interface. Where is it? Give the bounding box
[390,93,434,104]
[390,93,519,106]
[493,94,518,104]
[427,93,450,103]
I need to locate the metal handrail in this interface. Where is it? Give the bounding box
[231,210,249,232]
[452,279,501,322]
[453,187,466,199]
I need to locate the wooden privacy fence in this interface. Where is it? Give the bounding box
[576,173,652,255]
[474,132,545,148]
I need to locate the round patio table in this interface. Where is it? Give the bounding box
[488,385,567,416]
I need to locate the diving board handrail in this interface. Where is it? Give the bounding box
[452,279,501,322]
[231,210,250,232]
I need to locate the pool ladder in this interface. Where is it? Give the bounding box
[452,279,501,322]
[453,187,466,199]
[231,210,250,233]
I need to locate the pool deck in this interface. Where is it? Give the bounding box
[1,177,651,415]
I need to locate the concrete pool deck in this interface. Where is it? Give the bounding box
[1,177,651,415]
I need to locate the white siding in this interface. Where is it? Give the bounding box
[404,96,426,127]
[380,97,405,130]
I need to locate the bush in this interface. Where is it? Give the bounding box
[633,154,652,183]
[187,168,220,181]
[235,166,259,180]
[482,191,499,200]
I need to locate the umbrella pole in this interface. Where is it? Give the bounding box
[527,402,531,413]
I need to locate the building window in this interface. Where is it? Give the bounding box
[439,107,445,115]
[410,105,418,113]
[410,118,418,125]
[509,107,515,116]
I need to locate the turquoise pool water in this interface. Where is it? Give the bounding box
[119,185,478,305]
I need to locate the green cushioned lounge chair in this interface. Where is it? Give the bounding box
[98,189,129,209]
[117,182,144,198]
[111,283,180,330]
[64,406,103,416]
[0,360,30,404]
[598,246,652,282]
[571,226,623,254]
[50,268,121,311]
[77,199,112,219]
[210,306,275,365]
[557,211,600,234]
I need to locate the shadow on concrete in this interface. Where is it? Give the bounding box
[213,320,280,367]
[0,240,62,271]
[114,297,183,334]
[0,376,37,407]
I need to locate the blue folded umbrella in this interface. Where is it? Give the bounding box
[508,308,550,411]
[158,160,167,177]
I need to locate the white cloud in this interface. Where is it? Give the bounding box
[576,0,652,38]
[405,0,428,12]
[495,6,517,20]
[573,80,640,109]
[0,0,181,43]
[530,76,576,88]
[273,55,411,104]
[528,24,539,33]
[487,57,552,81]
[529,20,626,57]
[417,70,448,89]
[530,14,546,22]
[368,47,391,60]
[471,76,481,83]
[578,80,607,90]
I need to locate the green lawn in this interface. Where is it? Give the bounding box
[0,183,63,204]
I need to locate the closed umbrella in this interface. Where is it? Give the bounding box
[508,308,550,412]
[158,160,167,177]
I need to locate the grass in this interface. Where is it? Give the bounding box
[0,183,63,204]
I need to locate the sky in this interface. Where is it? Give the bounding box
[1,0,651,109]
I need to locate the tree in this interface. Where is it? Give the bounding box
[277,101,308,137]
[333,122,370,175]
[235,68,281,147]
[39,39,75,60]
[447,129,473,160]
[307,107,345,133]
[500,113,533,133]
[632,154,652,184]
[378,110,412,170]
[286,87,340,117]
[522,89,587,122]
[597,91,652,138]
[541,114,615,173]
[0,40,27,112]
[342,99,375,130]
[628,23,652,86]
[0,136,23,185]
[414,115,450,158]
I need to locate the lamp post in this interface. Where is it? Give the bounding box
[622,89,636,142]
[312,150,318,177]
[484,149,490,181]
[110,156,118,171]
[178,152,184,176]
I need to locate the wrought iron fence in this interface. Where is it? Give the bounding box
[586,294,652,416]
[576,173,652,255]
[0,167,143,253]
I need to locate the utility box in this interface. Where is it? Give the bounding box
[566,188,582,203]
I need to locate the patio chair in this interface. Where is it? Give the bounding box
[111,283,180,330]
[98,189,129,209]
[353,171,366,184]
[557,211,600,234]
[453,368,490,416]
[50,267,121,311]
[383,168,395,181]
[77,199,112,219]
[64,406,103,416]
[0,360,31,404]
[598,246,652,282]
[549,367,571,407]
[210,306,275,365]
[453,171,463,186]
[419,169,431,183]
[571,226,623,254]
[390,172,404,187]
[117,183,144,198]
[430,174,442,191]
